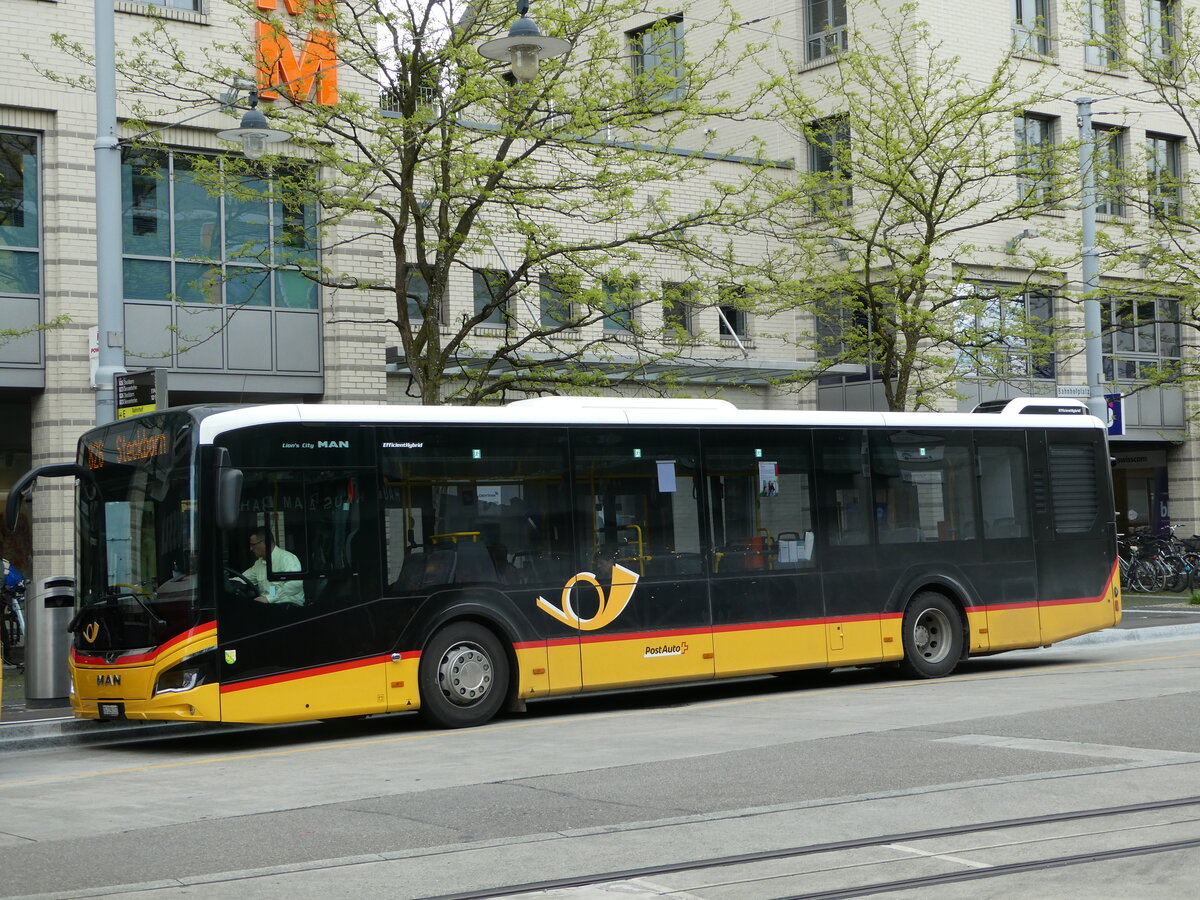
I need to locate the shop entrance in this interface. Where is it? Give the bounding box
[1111,448,1168,536]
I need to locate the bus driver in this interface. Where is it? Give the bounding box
[244,529,305,605]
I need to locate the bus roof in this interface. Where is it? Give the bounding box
[193,398,1106,445]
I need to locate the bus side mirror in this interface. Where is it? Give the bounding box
[214,448,243,531]
[5,463,91,530]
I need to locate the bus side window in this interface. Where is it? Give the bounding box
[702,429,815,572]
[379,426,571,592]
[871,431,976,543]
[815,430,871,546]
[573,428,703,581]
[979,443,1031,540]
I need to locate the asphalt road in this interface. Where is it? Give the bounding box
[2,630,1200,898]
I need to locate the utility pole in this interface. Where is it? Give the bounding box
[93,0,127,424]
[1076,97,1107,422]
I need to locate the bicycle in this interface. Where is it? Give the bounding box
[1117,533,1166,593]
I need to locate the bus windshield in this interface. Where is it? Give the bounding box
[75,414,199,653]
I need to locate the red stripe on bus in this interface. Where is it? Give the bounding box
[71,621,217,667]
[969,562,1117,613]
[220,654,398,694]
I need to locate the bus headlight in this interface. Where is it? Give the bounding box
[154,651,216,695]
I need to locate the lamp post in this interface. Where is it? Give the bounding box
[89,13,291,425]
[93,0,124,424]
[478,0,572,83]
[1076,97,1108,422]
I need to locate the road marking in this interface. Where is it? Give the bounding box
[885,842,991,869]
[936,734,1200,764]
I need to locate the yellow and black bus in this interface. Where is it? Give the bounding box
[6,396,1120,729]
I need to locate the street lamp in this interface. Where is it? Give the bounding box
[1076,97,1108,423]
[93,0,124,425]
[217,89,292,160]
[478,0,572,83]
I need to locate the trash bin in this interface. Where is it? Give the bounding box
[26,576,74,708]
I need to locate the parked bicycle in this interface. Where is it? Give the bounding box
[1118,525,1200,593]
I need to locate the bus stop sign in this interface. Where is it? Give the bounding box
[115,370,169,420]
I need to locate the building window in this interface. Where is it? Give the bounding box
[1093,124,1125,216]
[130,0,203,10]
[1145,0,1176,66]
[540,273,574,327]
[967,288,1056,379]
[1015,113,1056,206]
[717,285,747,338]
[0,132,40,297]
[805,0,847,62]
[1104,296,1180,380]
[121,149,318,309]
[1085,0,1120,67]
[808,115,852,210]
[403,266,432,322]
[602,278,636,331]
[629,16,685,102]
[816,297,868,366]
[473,269,508,326]
[1147,133,1182,219]
[662,281,695,336]
[1013,0,1051,55]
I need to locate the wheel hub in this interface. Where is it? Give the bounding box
[913,609,949,663]
[438,643,493,707]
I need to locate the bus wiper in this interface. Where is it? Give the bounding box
[102,585,167,627]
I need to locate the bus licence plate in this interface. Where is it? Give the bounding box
[98,702,125,720]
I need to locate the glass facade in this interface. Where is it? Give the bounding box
[121,150,318,310]
[0,133,39,297]
[1103,296,1181,380]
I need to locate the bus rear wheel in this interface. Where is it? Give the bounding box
[900,592,963,678]
[418,622,510,729]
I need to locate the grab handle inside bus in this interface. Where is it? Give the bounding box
[214,448,243,531]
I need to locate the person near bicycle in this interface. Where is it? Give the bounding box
[2,557,26,666]
[2,557,24,593]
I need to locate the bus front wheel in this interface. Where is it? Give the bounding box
[418,622,510,729]
[900,592,963,678]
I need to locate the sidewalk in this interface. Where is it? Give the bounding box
[3,594,1199,750]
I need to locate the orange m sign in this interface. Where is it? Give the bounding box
[255,0,338,105]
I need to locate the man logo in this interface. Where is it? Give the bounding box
[96,674,121,686]
[83,622,100,644]
[536,565,640,630]
[317,440,350,449]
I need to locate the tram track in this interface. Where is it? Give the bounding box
[424,795,1200,900]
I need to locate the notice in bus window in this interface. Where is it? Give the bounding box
[657,460,677,493]
[759,461,780,497]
